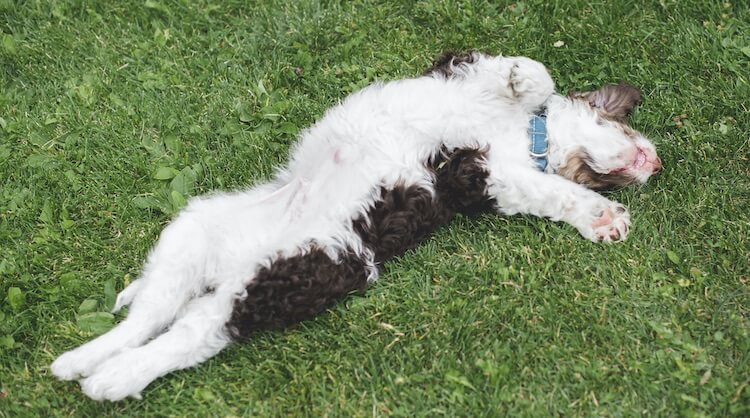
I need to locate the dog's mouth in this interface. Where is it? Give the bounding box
[632,147,648,169]
[609,147,647,174]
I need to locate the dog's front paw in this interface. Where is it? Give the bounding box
[585,204,630,243]
[505,57,555,107]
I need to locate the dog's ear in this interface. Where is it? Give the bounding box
[570,82,642,122]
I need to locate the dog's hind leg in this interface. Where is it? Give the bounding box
[78,243,373,401]
[52,214,212,381]
[52,182,293,382]
[78,284,240,401]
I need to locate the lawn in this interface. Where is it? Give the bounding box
[1,0,748,416]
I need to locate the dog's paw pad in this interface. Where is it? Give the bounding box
[590,205,630,243]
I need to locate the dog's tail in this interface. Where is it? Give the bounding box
[112,278,144,313]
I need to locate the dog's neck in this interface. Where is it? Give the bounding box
[540,94,582,174]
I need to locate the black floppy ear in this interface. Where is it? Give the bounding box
[570,82,642,122]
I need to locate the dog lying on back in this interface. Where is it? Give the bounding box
[52,51,661,401]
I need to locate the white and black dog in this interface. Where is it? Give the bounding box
[51,51,661,401]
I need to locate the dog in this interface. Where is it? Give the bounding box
[51,51,661,401]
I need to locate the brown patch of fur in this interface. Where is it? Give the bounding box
[557,149,637,191]
[570,82,642,122]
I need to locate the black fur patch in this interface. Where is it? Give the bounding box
[355,147,495,263]
[227,147,494,339]
[432,147,496,216]
[226,247,369,338]
[423,51,478,78]
[353,184,452,264]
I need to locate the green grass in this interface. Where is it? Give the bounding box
[1,0,749,416]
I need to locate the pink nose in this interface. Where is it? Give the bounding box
[652,157,662,174]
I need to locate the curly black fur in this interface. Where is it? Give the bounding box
[226,247,369,338]
[423,51,478,78]
[227,147,495,339]
[355,147,495,263]
[432,147,496,216]
[353,184,452,264]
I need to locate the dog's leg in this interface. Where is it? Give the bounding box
[466,53,555,110]
[51,276,203,382]
[78,243,372,401]
[78,286,238,401]
[486,164,631,242]
[426,52,554,111]
[496,56,555,110]
[52,181,298,382]
[51,214,211,380]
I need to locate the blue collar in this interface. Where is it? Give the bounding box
[528,112,549,172]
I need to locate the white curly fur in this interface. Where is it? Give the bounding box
[51,52,660,401]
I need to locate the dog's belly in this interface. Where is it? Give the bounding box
[227,147,496,338]
[224,78,509,336]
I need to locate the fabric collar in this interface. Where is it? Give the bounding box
[528,111,549,172]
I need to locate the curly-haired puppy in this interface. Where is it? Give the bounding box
[52,51,661,400]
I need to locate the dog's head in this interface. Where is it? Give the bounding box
[549,83,661,190]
